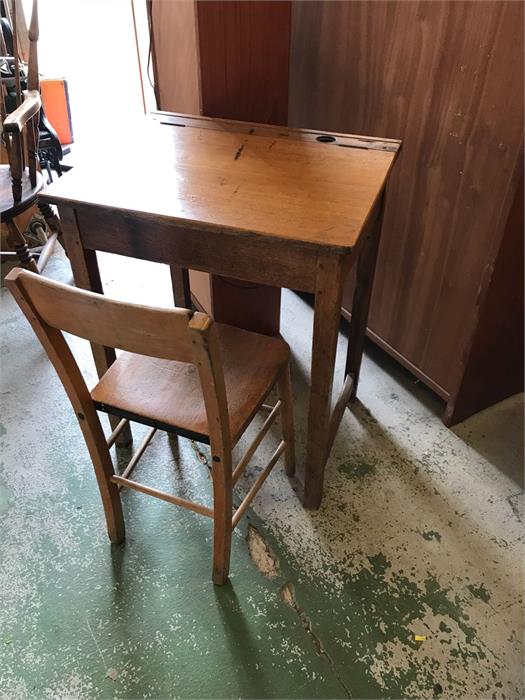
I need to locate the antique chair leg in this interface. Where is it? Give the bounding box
[38,200,62,235]
[277,364,296,476]
[37,201,66,253]
[6,220,39,273]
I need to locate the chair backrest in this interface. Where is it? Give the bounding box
[5,267,231,452]
[1,0,41,202]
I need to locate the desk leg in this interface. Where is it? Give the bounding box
[345,194,384,400]
[169,265,191,454]
[59,206,133,447]
[303,251,346,509]
[170,266,192,308]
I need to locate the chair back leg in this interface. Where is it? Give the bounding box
[77,404,125,544]
[277,363,296,476]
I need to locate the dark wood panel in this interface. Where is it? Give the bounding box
[197,0,292,125]
[445,171,524,425]
[150,0,201,113]
[290,0,524,395]
[72,205,321,293]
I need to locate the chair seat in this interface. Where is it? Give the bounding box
[0,165,44,220]
[91,322,289,445]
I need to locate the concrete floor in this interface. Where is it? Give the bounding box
[1,249,523,699]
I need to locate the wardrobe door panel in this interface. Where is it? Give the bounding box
[289,0,524,395]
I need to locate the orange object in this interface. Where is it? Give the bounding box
[40,79,74,145]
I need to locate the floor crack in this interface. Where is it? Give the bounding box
[246,524,352,698]
[280,581,353,698]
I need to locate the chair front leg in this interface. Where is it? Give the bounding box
[211,451,233,585]
[6,220,39,273]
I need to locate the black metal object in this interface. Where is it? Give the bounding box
[38,109,71,183]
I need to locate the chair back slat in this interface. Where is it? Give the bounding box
[10,269,197,363]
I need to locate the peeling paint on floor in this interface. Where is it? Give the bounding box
[246,525,280,580]
[1,249,523,698]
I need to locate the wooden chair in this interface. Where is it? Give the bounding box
[6,267,295,584]
[1,0,58,272]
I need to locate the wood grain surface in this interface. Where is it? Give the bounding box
[196,0,292,125]
[40,115,398,250]
[289,0,524,395]
[91,323,289,445]
[445,173,524,424]
[149,0,201,114]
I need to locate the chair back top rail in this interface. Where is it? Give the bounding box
[8,267,200,362]
[5,268,232,450]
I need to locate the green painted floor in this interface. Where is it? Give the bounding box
[1,249,523,699]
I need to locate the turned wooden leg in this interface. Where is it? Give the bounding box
[38,201,63,234]
[303,251,347,509]
[6,220,39,273]
[58,206,133,447]
[27,114,39,188]
[38,202,66,256]
[345,192,385,400]
[8,134,23,203]
[277,363,296,476]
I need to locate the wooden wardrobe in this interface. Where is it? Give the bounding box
[149,0,290,336]
[149,0,524,425]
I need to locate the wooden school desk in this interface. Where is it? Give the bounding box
[39,112,401,508]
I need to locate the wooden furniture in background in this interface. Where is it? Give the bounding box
[149,0,291,334]
[6,267,295,584]
[1,0,42,271]
[38,113,401,508]
[149,0,523,423]
[1,0,59,272]
[189,272,282,336]
[289,0,524,424]
[149,0,291,123]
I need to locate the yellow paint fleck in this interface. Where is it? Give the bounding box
[414,635,426,642]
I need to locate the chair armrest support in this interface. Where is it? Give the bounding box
[3,90,41,133]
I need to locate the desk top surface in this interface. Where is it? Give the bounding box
[41,113,401,250]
